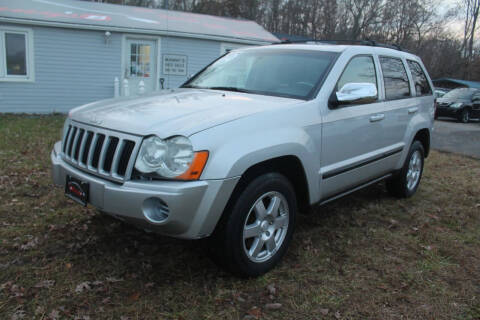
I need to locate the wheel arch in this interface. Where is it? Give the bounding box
[413,128,430,157]
[228,155,311,214]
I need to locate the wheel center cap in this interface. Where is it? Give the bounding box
[261,221,269,231]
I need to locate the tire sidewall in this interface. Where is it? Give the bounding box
[459,109,470,123]
[225,173,297,277]
[399,141,425,197]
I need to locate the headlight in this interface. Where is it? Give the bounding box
[135,135,208,180]
[450,102,463,109]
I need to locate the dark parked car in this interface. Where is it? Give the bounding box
[435,88,480,123]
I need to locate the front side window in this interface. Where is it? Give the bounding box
[336,55,377,95]
[380,57,410,100]
[0,28,34,81]
[183,49,337,100]
[407,60,432,96]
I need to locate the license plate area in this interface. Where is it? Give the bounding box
[65,175,89,206]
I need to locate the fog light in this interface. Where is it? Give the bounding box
[142,198,169,223]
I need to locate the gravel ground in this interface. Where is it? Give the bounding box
[432,118,480,158]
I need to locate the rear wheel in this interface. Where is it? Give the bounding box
[458,109,470,123]
[209,173,297,277]
[386,141,425,198]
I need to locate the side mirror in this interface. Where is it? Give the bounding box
[330,82,378,108]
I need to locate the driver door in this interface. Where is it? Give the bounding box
[320,55,393,199]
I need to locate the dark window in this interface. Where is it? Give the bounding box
[442,88,478,100]
[380,57,410,100]
[407,60,432,96]
[336,56,377,93]
[5,33,27,76]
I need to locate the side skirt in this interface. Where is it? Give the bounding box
[318,173,393,206]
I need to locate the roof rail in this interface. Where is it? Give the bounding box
[273,39,404,51]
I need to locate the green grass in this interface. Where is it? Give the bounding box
[1,114,479,319]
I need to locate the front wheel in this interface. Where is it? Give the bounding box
[458,109,470,123]
[209,173,297,277]
[386,141,425,198]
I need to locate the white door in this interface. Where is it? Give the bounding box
[125,39,156,94]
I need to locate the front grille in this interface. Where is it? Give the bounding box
[61,121,141,182]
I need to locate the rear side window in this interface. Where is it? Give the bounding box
[407,60,432,96]
[379,57,410,100]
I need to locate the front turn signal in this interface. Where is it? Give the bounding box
[177,151,209,180]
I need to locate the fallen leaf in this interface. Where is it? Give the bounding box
[247,307,262,319]
[266,284,276,295]
[34,280,55,289]
[49,310,60,320]
[129,292,140,301]
[265,303,282,310]
[11,310,26,320]
[319,308,329,315]
[75,282,91,293]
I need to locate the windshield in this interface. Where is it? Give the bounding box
[183,49,337,100]
[442,88,477,100]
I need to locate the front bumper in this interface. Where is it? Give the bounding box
[436,106,460,118]
[51,141,239,239]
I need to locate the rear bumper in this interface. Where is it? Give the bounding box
[51,141,239,239]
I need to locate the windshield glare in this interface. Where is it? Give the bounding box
[183,49,337,99]
[442,88,477,100]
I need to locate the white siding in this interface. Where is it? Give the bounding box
[161,36,220,89]
[0,24,122,113]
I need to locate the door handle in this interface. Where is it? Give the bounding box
[370,113,385,122]
[408,107,419,114]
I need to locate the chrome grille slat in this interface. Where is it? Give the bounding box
[77,130,88,165]
[97,136,110,175]
[69,128,80,158]
[61,121,141,183]
[65,127,77,158]
[87,133,99,169]
[110,139,124,178]
[62,125,72,153]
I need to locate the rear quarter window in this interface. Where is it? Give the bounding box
[407,60,432,96]
[379,56,411,100]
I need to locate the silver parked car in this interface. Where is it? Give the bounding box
[51,43,434,277]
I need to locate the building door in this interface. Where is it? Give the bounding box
[125,39,156,94]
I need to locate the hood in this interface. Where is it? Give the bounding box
[437,97,470,105]
[69,89,303,137]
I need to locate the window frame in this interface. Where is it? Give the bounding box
[378,55,412,101]
[406,59,433,97]
[0,26,35,82]
[330,54,381,108]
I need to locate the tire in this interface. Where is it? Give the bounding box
[209,172,297,277]
[386,141,425,198]
[458,109,470,123]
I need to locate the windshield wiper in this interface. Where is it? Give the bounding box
[207,86,251,93]
[181,84,204,89]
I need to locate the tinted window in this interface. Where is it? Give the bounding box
[5,33,27,76]
[184,49,337,100]
[336,56,377,93]
[442,88,478,100]
[407,60,432,96]
[380,57,410,100]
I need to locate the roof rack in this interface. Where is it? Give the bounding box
[273,39,404,51]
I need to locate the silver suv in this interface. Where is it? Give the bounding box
[51,43,434,277]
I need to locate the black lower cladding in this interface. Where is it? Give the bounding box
[65,175,90,206]
[322,147,404,179]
